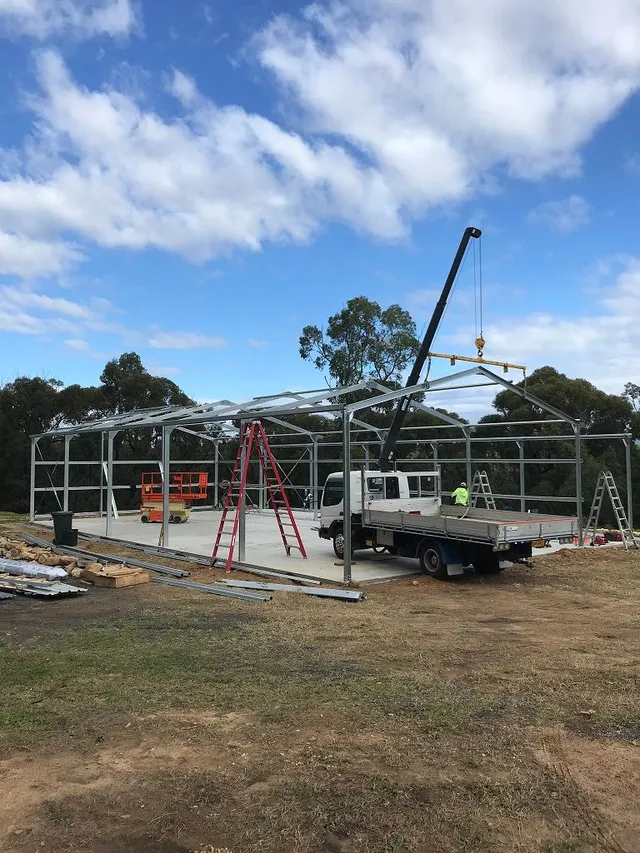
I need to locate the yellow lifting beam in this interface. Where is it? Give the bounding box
[428,351,526,374]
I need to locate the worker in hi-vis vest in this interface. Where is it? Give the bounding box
[451,482,469,506]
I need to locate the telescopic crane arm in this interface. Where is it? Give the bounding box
[377,226,482,472]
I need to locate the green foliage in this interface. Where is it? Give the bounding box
[100,352,193,413]
[299,296,419,387]
[0,354,197,513]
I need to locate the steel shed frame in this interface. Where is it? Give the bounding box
[30,367,633,583]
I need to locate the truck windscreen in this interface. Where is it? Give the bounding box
[322,479,344,506]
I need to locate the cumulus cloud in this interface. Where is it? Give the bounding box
[258,0,640,188]
[0,231,82,277]
[527,195,591,232]
[0,1,639,280]
[442,257,640,394]
[0,0,136,39]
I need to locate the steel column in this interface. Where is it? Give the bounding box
[575,425,583,545]
[517,440,526,512]
[106,431,118,537]
[624,435,634,532]
[258,458,265,511]
[63,434,72,512]
[214,440,219,508]
[238,421,247,562]
[29,438,37,521]
[99,432,105,517]
[464,428,472,491]
[312,437,319,517]
[161,426,173,546]
[342,410,352,584]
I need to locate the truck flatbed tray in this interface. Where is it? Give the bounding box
[362,505,578,546]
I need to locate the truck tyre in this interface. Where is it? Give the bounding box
[141,515,149,523]
[418,541,449,580]
[473,554,504,575]
[332,530,346,559]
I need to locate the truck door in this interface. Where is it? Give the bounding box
[321,476,344,528]
[385,476,400,499]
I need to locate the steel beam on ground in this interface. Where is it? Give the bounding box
[152,576,271,603]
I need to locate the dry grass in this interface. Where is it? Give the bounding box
[1,528,639,853]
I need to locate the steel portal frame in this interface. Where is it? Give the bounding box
[30,366,634,583]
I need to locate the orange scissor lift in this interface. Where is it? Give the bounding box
[140,471,208,524]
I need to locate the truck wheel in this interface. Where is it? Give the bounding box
[141,515,149,523]
[418,542,448,580]
[473,554,504,575]
[333,531,346,559]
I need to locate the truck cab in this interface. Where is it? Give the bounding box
[319,469,441,557]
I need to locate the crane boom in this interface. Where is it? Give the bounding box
[378,226,482,471]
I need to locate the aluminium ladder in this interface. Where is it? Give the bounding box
[470,470,497,510]
[585,470,638,550]
[211,420,308,572]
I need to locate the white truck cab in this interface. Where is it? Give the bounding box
[319,469,441,551]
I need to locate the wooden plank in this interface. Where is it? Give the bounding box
[90,570,151,588]
[92,572,150,588]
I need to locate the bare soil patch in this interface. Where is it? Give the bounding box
[1,528,639,853]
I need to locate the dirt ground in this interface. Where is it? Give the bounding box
[1,526,639,853]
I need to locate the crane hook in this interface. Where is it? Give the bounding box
[475,336,485,358]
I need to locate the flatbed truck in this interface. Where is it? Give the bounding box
[318,469,578,578]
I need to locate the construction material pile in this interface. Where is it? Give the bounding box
[0,534,149,598]
[0,534,79,574]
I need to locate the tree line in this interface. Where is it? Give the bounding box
[1,298,638,525]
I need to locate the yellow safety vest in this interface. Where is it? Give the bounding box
[451,487,469,506]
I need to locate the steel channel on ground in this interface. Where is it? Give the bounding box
[151,576,271,602]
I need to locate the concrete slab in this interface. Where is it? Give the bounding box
[43,509,420,585]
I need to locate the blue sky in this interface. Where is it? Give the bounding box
[0,0,639,417]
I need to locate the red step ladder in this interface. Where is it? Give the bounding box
[211,420,308,572]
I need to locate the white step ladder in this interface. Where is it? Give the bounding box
[585,471,637,550]
[470,470,496,510]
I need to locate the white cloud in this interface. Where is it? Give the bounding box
[168,69,200,109]
[149,365,181,377]
[148,331,228,350]
[248,338,268,347]
[0,1,637,277]
[258,0,640,191]
[0,0,137,39]
[2,285,95,318]
[442,257,640,395]
[64,338,90,351]
[0,231,82,277]
[527,195,591,232]
[626,154,640,176]
[0,309,45,335]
